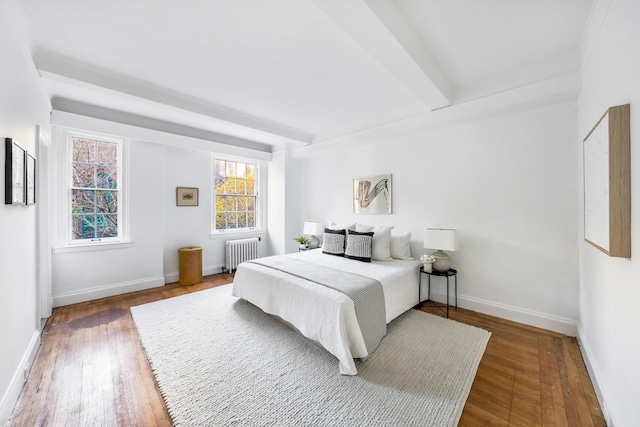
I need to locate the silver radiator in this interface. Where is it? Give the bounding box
[225,237,260,272]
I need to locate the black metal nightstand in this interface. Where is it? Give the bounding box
[419,267,458,318]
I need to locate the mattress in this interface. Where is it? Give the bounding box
[231,249,421,375]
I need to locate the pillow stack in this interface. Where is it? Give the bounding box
[321,220,414,262]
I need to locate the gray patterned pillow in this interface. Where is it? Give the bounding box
[322,228,346,256]
[345,230,374,262]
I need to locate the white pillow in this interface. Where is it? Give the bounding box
[390,232,413,260]
[328,221,356,231]
[355,223,374,232]
[356,224,394,261]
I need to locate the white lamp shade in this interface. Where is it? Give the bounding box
[303,221,324,236]
[424,228,458,251]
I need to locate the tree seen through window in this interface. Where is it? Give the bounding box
[214,159,257,231]
[71,136,119,240]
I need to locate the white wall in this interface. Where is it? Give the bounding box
[49,113,270,305]
[267,150,287,255]
[289,100,579,334]
[51,138,166,306]
[267,148,302,256]
[0,0,51,423]
[161,147,267,282]
[577,0,640,425]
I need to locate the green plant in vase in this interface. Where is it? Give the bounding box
[294,235,310,248]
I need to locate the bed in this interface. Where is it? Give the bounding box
[231,248,422,375]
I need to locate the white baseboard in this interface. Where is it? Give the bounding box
[1,330,40,426]
[429,289,578,336]
[52,276,165,307]
[577,325,614,427]
[164,263,225,284]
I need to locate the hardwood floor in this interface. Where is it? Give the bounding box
[9,274,604,427]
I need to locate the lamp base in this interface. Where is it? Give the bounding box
[307,235,320,249]
[432,250,451,272]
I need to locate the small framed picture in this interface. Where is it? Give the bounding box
[4,138,26,205]
[176,187,199,206]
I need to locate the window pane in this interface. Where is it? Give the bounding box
[215,177,225,194]
[246,164,255,179]
[95,190,118,213]
[246,179,255,195]
[72,138,95,163]
[96,214,118,238]
[237,179,246,195]
[238,197,247,212]
[216,160,226,177]
[97,166,117,189]
[224,178,236,193]
[215,213,226,229]
[247,197,255,212]
[72,189,95,213]
[247,212,255,228]
[226,161,236,177]
[216,195,226,212]
[227,212,237,229]
[96,141,118,165]
[72,214,95,240]
[237,213,247,228]
[73,164,95,188]
[227,196,237,212]
[237,162,246,178]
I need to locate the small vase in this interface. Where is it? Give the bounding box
[423,263,432,273]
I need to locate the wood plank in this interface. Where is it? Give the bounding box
[8,274,604,426]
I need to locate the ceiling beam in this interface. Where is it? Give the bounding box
[310,0,452,110]
[51,98,274,153]
[34,50,314,146]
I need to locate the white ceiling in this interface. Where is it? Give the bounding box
[19,0,593,151]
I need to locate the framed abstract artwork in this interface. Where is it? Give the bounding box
[4,138,26,205]
[176,187,199,206]
[353,174,392,214]
[583,104,630,257]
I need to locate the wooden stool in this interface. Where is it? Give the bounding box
[178,246,202,285]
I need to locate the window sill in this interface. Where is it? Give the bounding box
[209,230,265,240]
[53,241,133,254]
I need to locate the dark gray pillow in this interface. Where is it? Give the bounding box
[322,228,346,256]
[345,230,374,262]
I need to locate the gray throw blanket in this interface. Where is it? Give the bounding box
[248,256,386,355]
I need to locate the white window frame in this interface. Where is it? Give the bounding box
[211,154,265,236]
[56,127,130,250]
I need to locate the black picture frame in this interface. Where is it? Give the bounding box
[4,138,26,205]
[26,152,36,205]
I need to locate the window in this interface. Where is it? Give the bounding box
[214,159,258,232]
[69,133,123,243]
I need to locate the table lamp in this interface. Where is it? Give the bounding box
[424,228,458,271]
[303,221,324,249]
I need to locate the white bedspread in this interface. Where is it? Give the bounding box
[231,250,421,375]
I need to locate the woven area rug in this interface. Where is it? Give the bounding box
[131,284,490,427]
